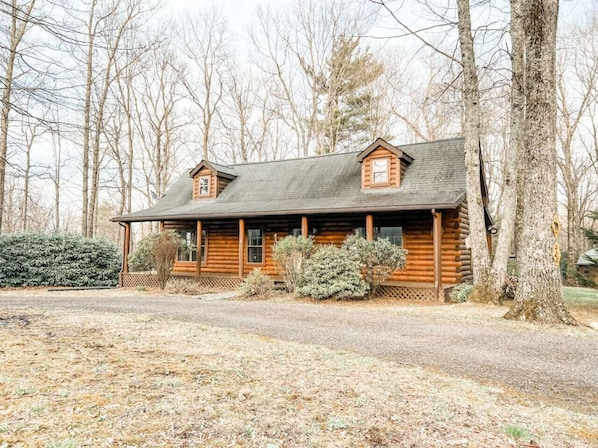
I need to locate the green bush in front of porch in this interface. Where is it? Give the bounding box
[297,245,369,300]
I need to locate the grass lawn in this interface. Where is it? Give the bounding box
[562,286,598,322]
[0,307,597,448]
[563,286,598,307]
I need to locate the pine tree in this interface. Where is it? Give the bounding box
[315,36,384,153]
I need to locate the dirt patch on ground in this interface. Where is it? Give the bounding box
[0,309,596,447]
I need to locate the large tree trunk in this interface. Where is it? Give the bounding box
[505,0,576,325]
[455,0,491,300]
[487,0,525,302]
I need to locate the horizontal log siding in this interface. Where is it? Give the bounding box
[361,147,399,189]
[457,201,472,281]
[163,220,194,231]
[400,159,408,181]
[165,208,468,285]
[383,210,463,285]
[192,168,217,199]
[166,220,238,275]
[387,211,432,283]
[242,217,301,276]
[217,177,232,195]
[201,220,239,275]
[311,216,363,246]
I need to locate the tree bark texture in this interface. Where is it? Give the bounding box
[487,0,525,302]
[505,0,576,325]
[456,0,491,296]
[0,0,36,233]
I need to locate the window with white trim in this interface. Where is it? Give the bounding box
[247,228,263,263]
[199,175,210,196]
[372,157,389,184]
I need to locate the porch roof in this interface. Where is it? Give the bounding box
[113,138,467,222]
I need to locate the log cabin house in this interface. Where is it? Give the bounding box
[577,249,598,284]
[112,137,492,301]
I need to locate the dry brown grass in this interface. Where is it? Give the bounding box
[1,309,596,448]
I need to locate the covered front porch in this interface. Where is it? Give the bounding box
[119,209,461,301]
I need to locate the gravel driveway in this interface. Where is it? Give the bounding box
[1,292,597,414]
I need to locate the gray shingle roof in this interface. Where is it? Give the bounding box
[113,138,466,222]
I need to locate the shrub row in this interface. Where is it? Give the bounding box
[240,234,408,300]
[0,232,121,287]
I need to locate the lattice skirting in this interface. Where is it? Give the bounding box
[120,273,242,290]
[121,273,441,301]
[191,276,243,289]
[376,285,439,302]
[120,273,162,288]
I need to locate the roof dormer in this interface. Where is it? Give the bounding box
[357,138,413,190]
[189,160,236,200]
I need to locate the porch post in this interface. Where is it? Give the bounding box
[196,220,202,277]
[366,214,374,241]
[432,210,443,301]
[238,218,245,278]
[122,222,131,274]
[159,221,164,232]
[301,216,309,238]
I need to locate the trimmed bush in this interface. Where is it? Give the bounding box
[272,235,315,293]
[0,232,120,287]
[239,268,274,298]
[342,234,407,298]
[298,245,368,300]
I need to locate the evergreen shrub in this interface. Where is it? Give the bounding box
[128,233,161,272]
[0,232,121,287]
[297,245,368,300]
[272,235,315,293]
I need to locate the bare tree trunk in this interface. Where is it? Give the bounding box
[21,131,35,231]
[52,125,62,232]
[487,0,525,302]
[81,0,98,237]
[455,0,491,300]
[0,0,36,233]
[505,0,576,325]
[86,0,142,237]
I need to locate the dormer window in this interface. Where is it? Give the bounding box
[190,160,236,200]
[357,138,413,190]
[372,158,389,185]
[199,175,210,196]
